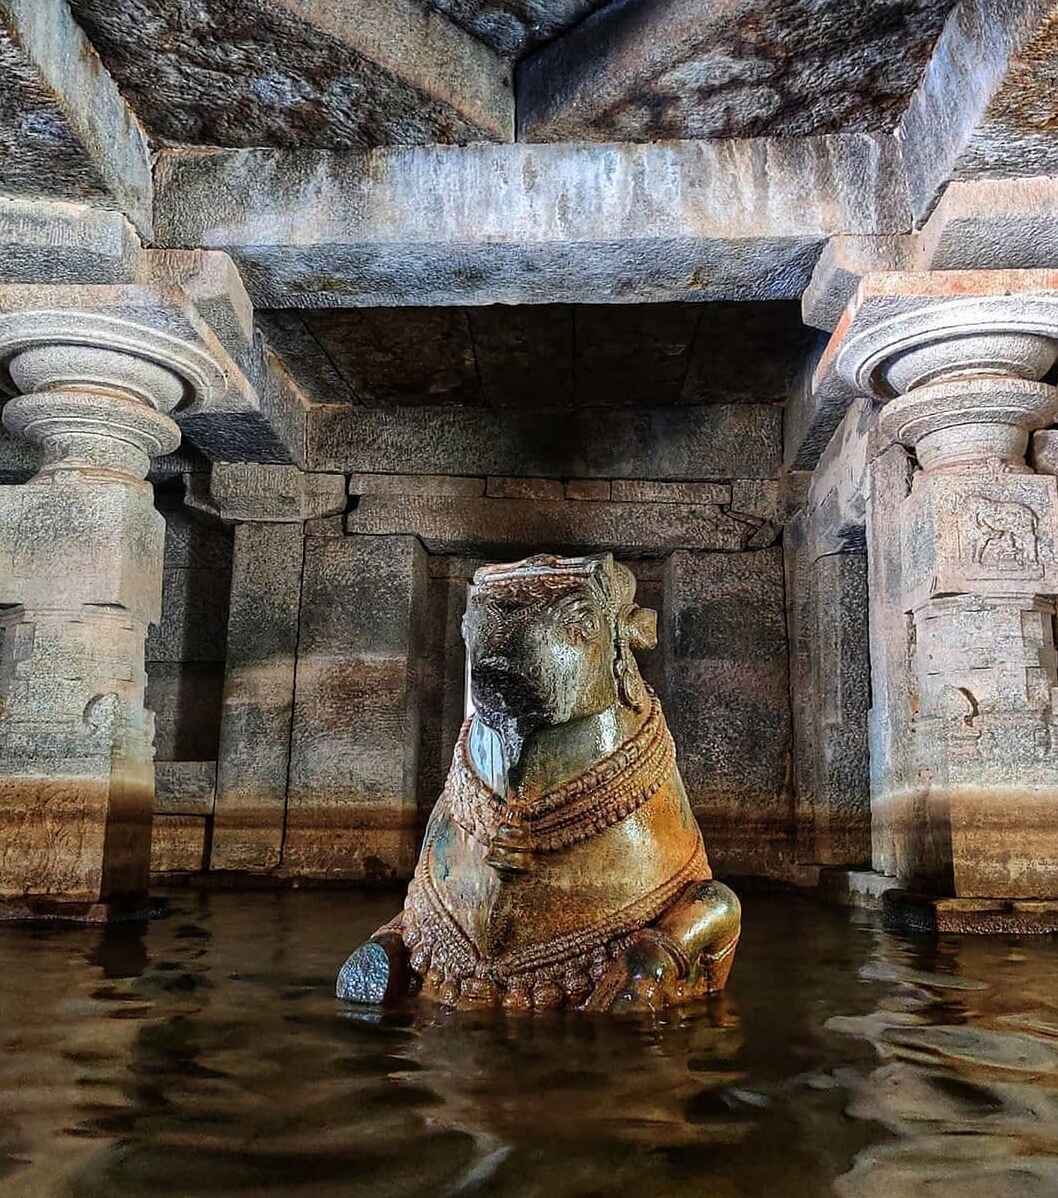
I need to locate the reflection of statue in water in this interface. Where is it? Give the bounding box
[337,553,740,1013]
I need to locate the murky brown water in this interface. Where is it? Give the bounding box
[3,891,1058,1197]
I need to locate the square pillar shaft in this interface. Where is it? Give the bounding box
[284,534,427,881]
[0,476,164,907]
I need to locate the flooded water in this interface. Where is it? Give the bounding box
[3,890,1058,1198]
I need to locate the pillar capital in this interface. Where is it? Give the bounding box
[0,310,225,481]
[834,290,1058,474]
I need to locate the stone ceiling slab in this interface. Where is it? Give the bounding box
[153,136,910,308]
[894,0,1056,221]
[418,0,609,58]
[0,0,153,234]
[258,301,830,411]
[518,0,956,143]
[68,0,512,150]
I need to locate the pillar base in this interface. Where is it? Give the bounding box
[882,889,1058,935]
[0,894,164,924]
[816,866,898,910]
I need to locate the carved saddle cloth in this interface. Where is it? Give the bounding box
[400,699,711,996]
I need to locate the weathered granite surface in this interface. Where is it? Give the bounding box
[663,548,795,881]
[69,0,512,149]
[152,138,909,308]
[519,0,955,144]
[212,523,303,872]
[309,403,781,478]
[285,535,427,881]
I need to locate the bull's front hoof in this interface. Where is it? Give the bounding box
[336,932,409,1005]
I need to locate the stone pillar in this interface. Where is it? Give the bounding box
[184,462,345,873]
[663,547,795,880]
[0,328,186,916]
[285,533,428,882]
[846,303,1058,897]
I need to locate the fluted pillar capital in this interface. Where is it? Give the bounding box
[0,311,225,481]
[834,290,1058,474]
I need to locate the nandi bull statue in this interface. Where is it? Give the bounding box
[337,552,740,1013]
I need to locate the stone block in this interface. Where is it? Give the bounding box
[565,479,610,501]
[155,499,233,569]
[146,566,231,663]
[150,814,208,874]
[154,760,216,815]
[345,494,757,556]
[901,471,1058,610]
[212,523,303,872]
[0,478,165,626]
[485,477,564,500]
[611,480,730,504]
[146,662,225,762]
[663,548,794,879]
[348,473,485,497]
[285,535,426,881]
[309,402,781,479]
[185,462,346,524]
[809,553,871,865]
[1032,428,1058,476]
[153,140,905,309]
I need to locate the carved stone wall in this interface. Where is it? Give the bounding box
[158,455,798,885]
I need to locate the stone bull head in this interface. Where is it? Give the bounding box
[464,554,658,792]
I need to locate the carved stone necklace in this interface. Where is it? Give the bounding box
[444,697,676,860]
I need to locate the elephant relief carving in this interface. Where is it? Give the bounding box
[336,553,740,1014]
[969,496,1042,575]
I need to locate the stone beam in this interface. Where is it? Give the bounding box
[802,178,1058,338]
[518,0,953,146]
[0,0,153,236]
[151,137,911,307]
[68,0,512,149]
[895,0,1057,222]
[309,402,780,478]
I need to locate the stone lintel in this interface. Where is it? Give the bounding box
[185,462,346,524]
[0,0,154,235]
[894,0,1057,222]
[151,138,911,308]
[344,494,773,556]
[309,402,780,478]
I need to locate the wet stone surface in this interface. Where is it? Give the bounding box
[4,890,1058,1196]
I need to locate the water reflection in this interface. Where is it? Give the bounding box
[1,891,1058,1196]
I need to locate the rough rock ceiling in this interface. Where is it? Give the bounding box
[519,0,959,142]
[0,20,110,203]
[423,0,609,57]
[67,0,958,149]
[260,300,812,409]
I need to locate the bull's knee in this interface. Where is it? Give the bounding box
[657,880,741,991]
[336,931,410,1005]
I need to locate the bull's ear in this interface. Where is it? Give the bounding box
[626,605,657,651]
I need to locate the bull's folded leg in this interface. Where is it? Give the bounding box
[336,926,411,1005]
[584,880,741,1013]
